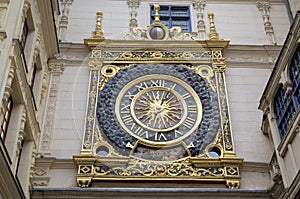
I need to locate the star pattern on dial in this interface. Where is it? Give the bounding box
[133,87,184,131]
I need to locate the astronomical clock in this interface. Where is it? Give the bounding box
[74,5,243,189]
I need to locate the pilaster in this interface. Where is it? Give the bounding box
[59,0,74,41]
[127,0,141,30]
[256,0,277,45]
[39,62,65,155]
[192,0,207,40]
[0,0,10,42]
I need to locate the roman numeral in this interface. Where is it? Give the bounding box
[174,129,183,138]
[133,127,149,139]
[187,105,197,113]
[182,92,191,99]
[125,91,135,100]
[122,114,133,125]
[150,80,165,87]
[121,103,130,113]
[183,117,195,129]
[170,83,177,90]
[135,82,148,91]
[155,132,167,141]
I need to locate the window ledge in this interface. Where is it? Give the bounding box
[278,108,300,156]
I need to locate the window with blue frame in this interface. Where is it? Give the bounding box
[274,45,300,139]
[150,5,191,32]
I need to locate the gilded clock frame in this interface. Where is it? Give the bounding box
[73,15,243,187]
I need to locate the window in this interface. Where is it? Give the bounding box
[30,63,37,89]
[150,5,191,32]
[20,19,28,53]
[1,96,13,142]
[16,140,24,175]
[274,45,300,139]
[290,45,300,107]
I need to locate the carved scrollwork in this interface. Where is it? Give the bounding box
[94,158,225,178]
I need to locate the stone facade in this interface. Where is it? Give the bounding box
[0,0,59,198]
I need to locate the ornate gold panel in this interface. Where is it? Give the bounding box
[74,9,243,189]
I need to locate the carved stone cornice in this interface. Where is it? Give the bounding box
[224,44,281,69]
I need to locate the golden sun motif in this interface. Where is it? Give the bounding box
[132,87,186,132]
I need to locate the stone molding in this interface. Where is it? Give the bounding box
[224,44,281,68]
[57,43,281,68]
[30,187,272,198]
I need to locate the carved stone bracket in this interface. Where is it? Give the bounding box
[39,62,65,154]
[269,152,285,198]
[32,157,55,186]
[256,0,277,45]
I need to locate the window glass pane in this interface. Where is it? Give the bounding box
[0,97,13,142]
[274,45,300,139]
[290,45,300,108]
[150,5,191,32]
[171,7,189,17]
[20,20,28,52]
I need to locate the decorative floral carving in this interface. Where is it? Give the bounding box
[95,159,225,178]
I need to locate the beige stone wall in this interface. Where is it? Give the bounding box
[50,64,89,158]
[65,0,290,45]
[226,67,273,162]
